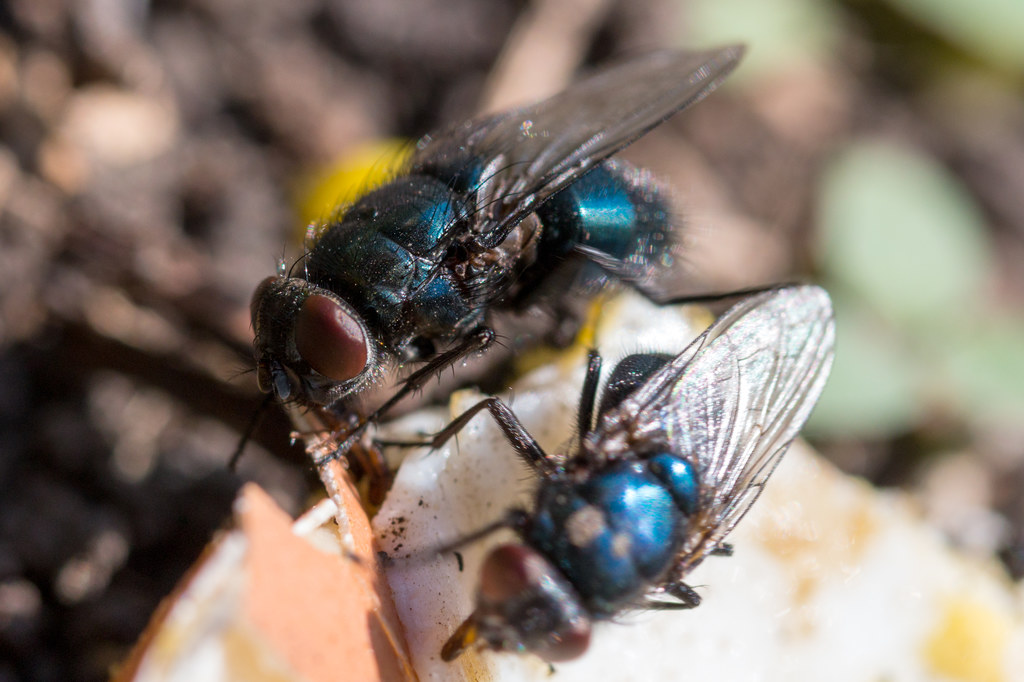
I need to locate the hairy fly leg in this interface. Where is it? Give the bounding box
[315,327,495,467]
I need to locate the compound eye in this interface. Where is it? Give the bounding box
[478,545,592,662]
[537,609,591,662]
[479,544,541,603]
[295,294,368,382]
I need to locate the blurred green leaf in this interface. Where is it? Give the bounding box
[680,0,839,78]
[941,314,1024,424]
[886,0,1024,72]
[819,141,993,327]
[806,292,923,439]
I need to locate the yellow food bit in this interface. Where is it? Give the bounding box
[576,294,610,350]
[294,139,412,243]
[923,596,1010,682]
[512,294,612,378]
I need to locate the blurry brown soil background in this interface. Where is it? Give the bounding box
[1,0,1023,680]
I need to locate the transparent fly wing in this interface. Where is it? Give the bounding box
[603,286,835,574]
[572,241,677,303]
[411,46,744,248]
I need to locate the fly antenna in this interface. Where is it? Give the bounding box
[228,393,274,470]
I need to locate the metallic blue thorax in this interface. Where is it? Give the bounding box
[305,176,473,346]
[526,454,698,616]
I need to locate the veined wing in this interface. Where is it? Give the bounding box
[605,285,835,575]
[411,47,743,249]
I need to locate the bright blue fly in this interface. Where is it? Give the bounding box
[428,285,836,662]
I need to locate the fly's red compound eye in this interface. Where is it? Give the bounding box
[295,294,368,382]
[478,544,592,662]
[479,544,541,603]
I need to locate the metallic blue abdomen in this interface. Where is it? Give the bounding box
[527,460,687,615]
[648,453,699,516]
[536,160,670,263]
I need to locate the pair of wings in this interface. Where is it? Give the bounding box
[408,46,743,275]
[598,285,836,577]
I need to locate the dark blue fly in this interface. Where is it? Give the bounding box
[248,48,745,469]
[426,285,836,662]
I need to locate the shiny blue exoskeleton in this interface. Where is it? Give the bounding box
[526,455,695,615]
[248,47,745,448]
[525,352,697,615]
[301,159,670,364]
[434,286,837,662]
